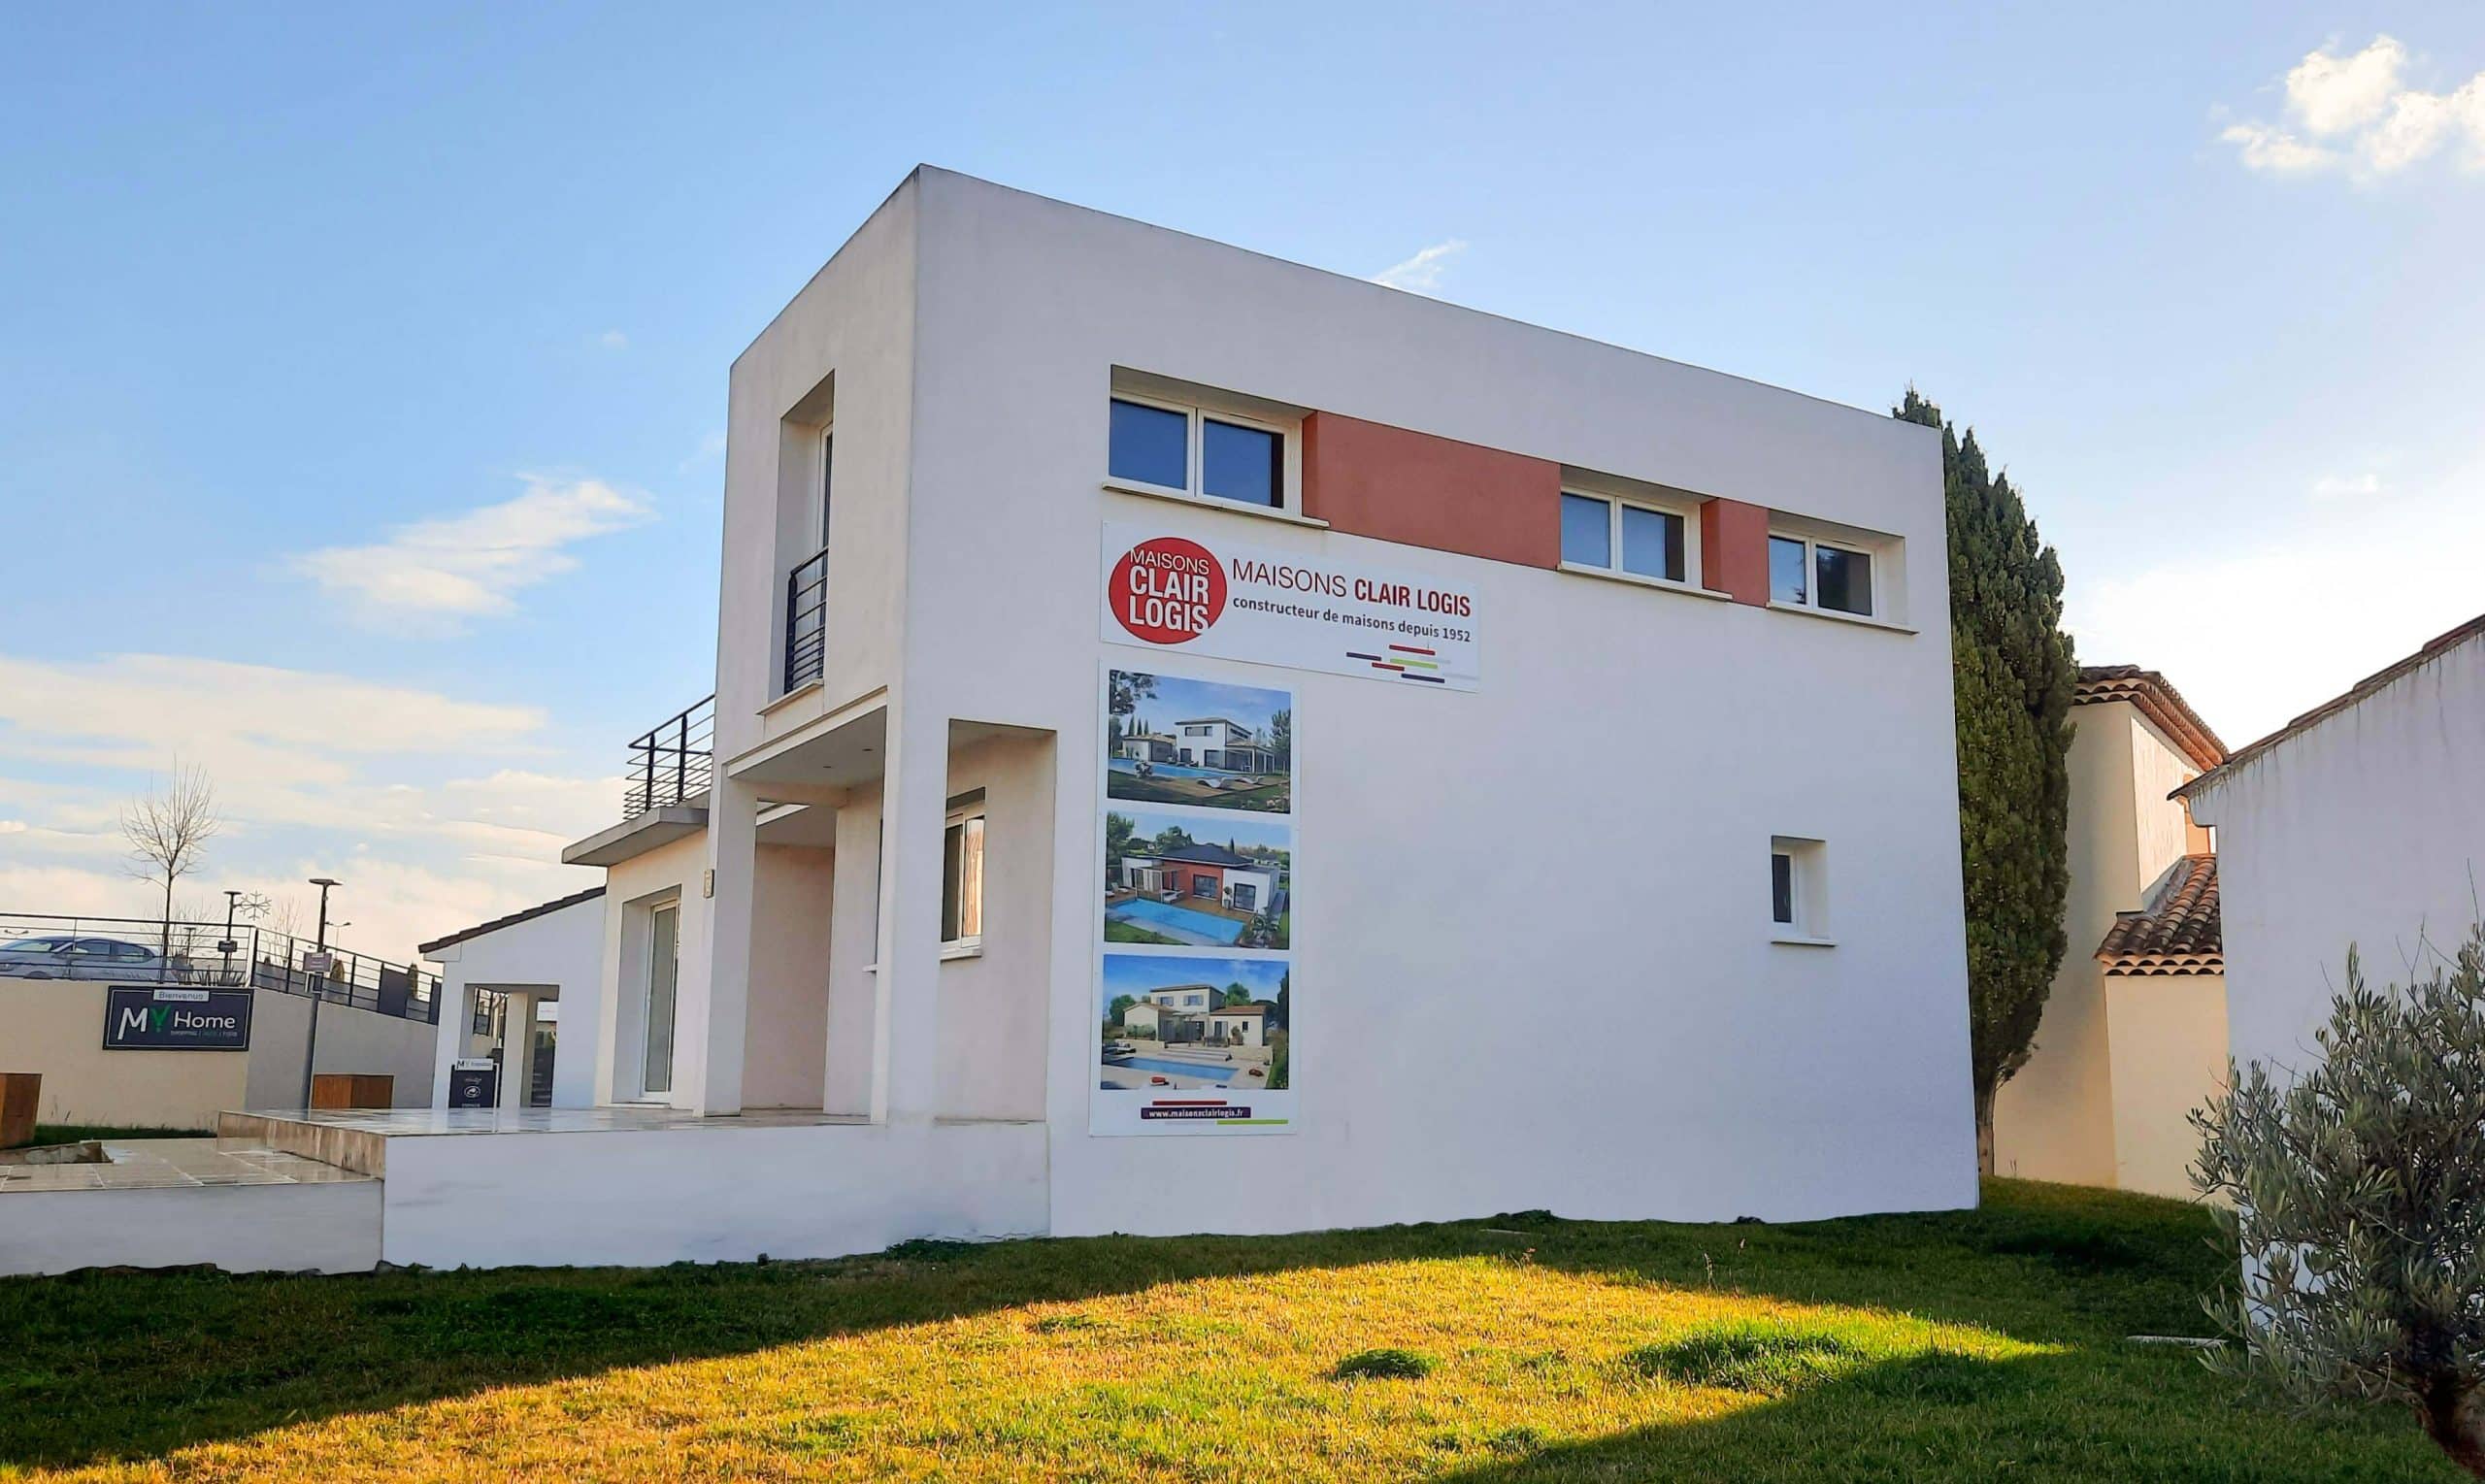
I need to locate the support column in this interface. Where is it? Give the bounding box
[871,699,949,1127]
[690,774,762,1115]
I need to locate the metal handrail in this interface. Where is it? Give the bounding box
[0,912,439,1023]
[785,544,828,692]
[624,695,714,816]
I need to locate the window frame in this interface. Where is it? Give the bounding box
[1106,389,1301,517]
[1556,487,1703,593]
[1769,837,1835,946]
[940,800,987,958]
[1768,530,1879,619]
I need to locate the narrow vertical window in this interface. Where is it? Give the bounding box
[643,902,679,1095]
[942,807,985,949]
[1771,852,1796,927]
[818,429,834,548]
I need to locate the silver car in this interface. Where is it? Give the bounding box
[0,935,167,980]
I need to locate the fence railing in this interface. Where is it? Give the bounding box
[785,544,828,692]
[624,694,714,817]
[0,912,440,1023]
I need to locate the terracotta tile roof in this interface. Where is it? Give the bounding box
[2175,611,2485,803]
[2096,854,2222,975]
[2074,666,2226,773]
[417,885,606,958]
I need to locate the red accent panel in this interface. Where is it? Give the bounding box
[1701,497,1771,607]
[1301,412,1563,569]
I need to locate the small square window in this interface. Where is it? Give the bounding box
[1815,544,1872,616]
[1620,505,1685,584]
[1560,493,1612,567]
[1202,418,1280,508]
[1769,536,1808,606]
[1109,399,1188,491]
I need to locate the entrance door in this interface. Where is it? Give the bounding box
[643,903,679,1097]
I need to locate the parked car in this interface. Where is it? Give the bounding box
[1103,1040,1138,1058]
[0,935,167,980]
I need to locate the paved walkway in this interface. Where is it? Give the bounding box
[0,1137,369,1193]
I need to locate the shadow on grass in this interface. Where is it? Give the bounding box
[0,1179,2269,1472]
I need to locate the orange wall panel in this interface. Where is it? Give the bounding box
[1301,412,1563,569]
[1701,497,1772,607]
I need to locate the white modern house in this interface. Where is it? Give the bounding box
[1119,985,1269,1048]
[1995,666,2230,1198]
[2179,614,2485,1092]
[267,167,1975,1270]
[419,887,607,1111]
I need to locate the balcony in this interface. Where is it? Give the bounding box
[562,694,715,868]
[784,544,827,692]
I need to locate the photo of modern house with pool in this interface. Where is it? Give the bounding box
[1105,807,1290,948]
[1099,954,1290,1095]
[1107,670,1291,813]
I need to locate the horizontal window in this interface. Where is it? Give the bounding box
[1562,491,1690,585]
[1109,393,1286,510]
[1771,533,1874,617]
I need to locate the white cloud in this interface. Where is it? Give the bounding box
[0,650,624,959]
[594,329,629,350]
[2067,455,2485,744]
[287,474,652,631]
[1370,239,1469,295]
[2308,471,2382,501]
[2225,36,2485,177]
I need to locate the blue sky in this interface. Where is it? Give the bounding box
[4,4,2481,957]
[1101,955,1290,1019]
[1115,672,1292,738]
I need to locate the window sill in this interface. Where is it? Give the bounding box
[1765,602,1917,635]
[761,679,824,717]
[1770,932,1839,948]
[940,941,983,962]
[1558,562,1734,601]
[1102,480,1329,530]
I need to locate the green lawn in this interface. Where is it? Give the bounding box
[0,1179,2454,1481]
[24,1124,213,1146]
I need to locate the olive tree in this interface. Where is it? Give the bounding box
[2193,918,2485,1475]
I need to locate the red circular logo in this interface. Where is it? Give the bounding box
[1110,536,1225,645]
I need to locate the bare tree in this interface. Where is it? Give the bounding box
[120,762,220,954]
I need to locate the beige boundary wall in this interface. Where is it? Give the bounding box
[0,979,438,1129]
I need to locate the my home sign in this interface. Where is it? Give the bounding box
[102,986,253,1051]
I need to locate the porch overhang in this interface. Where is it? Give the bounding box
[562,803,709,867]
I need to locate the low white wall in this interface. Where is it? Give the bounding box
[245,992,440,1109]
[379,1120,1047,1268]
[0,1182,382,1276]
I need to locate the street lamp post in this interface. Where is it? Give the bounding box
[299,876,341,1109]
[220,889,242,983]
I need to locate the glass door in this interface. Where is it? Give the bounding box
[643,903,679,1096]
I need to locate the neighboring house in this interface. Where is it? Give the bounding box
[2178,614,2485,1101]
[1117,730,1176,763]
[418,886,607,1111]
[1994,666,2229,1199]
[1173,717,1275,773]
[413,164,1975,1270]
[1117,986,1267,1047]
[1118,841,1278,914]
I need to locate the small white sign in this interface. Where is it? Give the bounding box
[1101,522,1479,690]
[150,987,211,1003]
[302,951,335,974]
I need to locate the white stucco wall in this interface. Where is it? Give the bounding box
[2191,633,2485,1086]
[881,169,1971,1228]
[422,893,607,1109]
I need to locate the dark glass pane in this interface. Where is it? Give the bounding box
[941,822,963,941]
[1769,536,1808,605]
[818,432,833,547]
[1202,418,1280,507]
[1815,545,1872,615]
[1561,493,1611,567]
[1620,506,1685,583]
[1772,853,1795,925]
[1110,399,1188,489]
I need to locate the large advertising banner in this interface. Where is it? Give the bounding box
[1092,662,1296,1136]
[102,985,252,1050]
[1101,521,1480,690]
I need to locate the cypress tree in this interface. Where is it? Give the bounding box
[1897,388,2075,1173]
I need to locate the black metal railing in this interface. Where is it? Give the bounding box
[0,912,440,1022]
[624,694,714,816]
[785,544,828,692]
